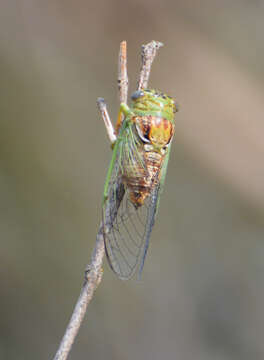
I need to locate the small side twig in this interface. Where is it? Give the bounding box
[97,98,116,144]
[52,40,163,360]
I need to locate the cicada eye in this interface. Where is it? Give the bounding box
[131,90,144,101]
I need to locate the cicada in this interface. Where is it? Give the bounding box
[102,89,178,279]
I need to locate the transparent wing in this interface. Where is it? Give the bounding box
[102,124,160,280]
[103,178,160,280]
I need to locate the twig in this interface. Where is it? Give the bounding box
[118,41,129,104]
[52,40,162,360]
[137,40,163,91]
[115,40,129,135]
[53,229,104,360]
[97,98,116,144]
[96,42,129,145]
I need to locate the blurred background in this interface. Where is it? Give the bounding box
[1,0,264,359]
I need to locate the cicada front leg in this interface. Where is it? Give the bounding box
[115,102,134,135]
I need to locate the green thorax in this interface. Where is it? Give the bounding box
[130,89,178,123]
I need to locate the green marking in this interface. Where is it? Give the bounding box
[131,89,177,122]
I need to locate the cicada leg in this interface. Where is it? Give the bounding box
[115,108,123,136]
[115,102,134,135]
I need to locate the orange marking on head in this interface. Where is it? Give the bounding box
[163,119,169,130]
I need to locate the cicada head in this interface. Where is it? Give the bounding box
[130,89,179,123]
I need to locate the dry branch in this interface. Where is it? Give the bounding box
[52,40,163,360]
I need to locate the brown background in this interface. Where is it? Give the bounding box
[1,1,264,359]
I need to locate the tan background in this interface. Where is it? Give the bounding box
[1,1,264,359]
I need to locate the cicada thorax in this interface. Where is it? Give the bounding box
[122,115,174,208]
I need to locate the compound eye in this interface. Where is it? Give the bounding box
[131,90,144,101]
[174,103,179,112]
[171,100,179,113]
